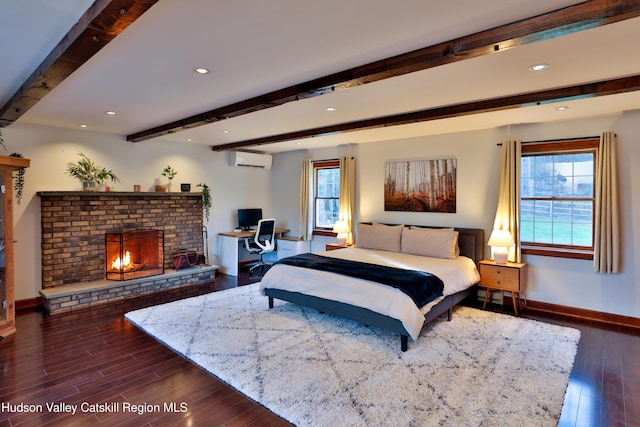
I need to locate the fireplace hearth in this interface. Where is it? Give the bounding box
[105,229,164,281]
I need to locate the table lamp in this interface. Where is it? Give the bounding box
[332,221,350,246]
[488,229,515,264]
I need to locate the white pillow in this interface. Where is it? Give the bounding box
[356,223,403,252]
[401,227,459,259]
[410,227,460,255]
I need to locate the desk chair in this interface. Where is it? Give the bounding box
[243,218,276,273]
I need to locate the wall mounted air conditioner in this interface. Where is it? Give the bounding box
[230,151,272,169]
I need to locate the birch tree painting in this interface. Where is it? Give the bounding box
[384,158,456,212]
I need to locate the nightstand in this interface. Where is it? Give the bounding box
[325,243,349,251]
[478,259,527,315]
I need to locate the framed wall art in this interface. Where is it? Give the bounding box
[384,157,456,213]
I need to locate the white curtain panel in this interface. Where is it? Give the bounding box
[298,159,313,241]
[594,131,620,273]
[492,139,522,263]
[339,155,356,245]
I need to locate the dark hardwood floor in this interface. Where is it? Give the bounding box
[472,301,640,427]
[1,272,638,426]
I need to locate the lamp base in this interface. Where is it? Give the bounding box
[493,251,509,264]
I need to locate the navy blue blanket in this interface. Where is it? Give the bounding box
[275,253,444,307]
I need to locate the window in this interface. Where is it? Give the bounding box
[313,160,340,232]
[520,138,598,259]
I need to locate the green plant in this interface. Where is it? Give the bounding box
[161,165,177,181]
[9,153,25,205]
[66,152,120,184]
[197,183,211,221]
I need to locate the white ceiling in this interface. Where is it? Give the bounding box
[2,0,640,153]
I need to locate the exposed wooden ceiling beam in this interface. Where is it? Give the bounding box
[0,0,159,127]
[210,75,640,151]
[127,0,640,143]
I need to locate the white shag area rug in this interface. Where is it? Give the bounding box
[125,283,580,427]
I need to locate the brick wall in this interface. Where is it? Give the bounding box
[38,192,203,288]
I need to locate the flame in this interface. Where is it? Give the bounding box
[112,251,132,270]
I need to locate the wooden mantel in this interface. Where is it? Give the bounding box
[37,190,201,197]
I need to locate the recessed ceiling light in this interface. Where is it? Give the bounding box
[222,130,230,134]
[78,124,88,128]
[186,138,192,142]
[556,106,569,111]
[324,107,337,112]
[194,67,210,74]
[528,63,549,72]
[105,111,117,115]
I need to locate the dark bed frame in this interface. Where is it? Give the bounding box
[265,226,485,351]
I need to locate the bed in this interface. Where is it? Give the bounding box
[259,223,484,351]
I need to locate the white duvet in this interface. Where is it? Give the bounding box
[259,247,480,340]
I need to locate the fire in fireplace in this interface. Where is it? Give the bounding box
[105,229,164,281]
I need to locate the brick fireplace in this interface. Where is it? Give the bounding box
[37,191,216,313]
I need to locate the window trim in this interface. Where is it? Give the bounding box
[520,138,598,260]
[312,160,340,235]
[520,245,593,260]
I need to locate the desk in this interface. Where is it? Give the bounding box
[218,228,289,276]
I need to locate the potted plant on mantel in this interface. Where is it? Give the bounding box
[66,152,120,191]
[157,165,177,192]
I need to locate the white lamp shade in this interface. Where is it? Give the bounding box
[332,221,350,234]
[332,220,350,245]
[488,229,515,247]
[488,229,514,264]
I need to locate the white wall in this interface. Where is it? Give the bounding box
[4,123,273,300]
[272,111,640,319]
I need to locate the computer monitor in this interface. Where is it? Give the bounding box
[237,208,263,231]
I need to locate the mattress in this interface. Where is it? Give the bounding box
[259,247,480,340]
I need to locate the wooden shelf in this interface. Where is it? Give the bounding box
[0,155,30,171]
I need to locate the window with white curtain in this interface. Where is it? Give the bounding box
[520,138,598,259]
[313,160,340,231]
